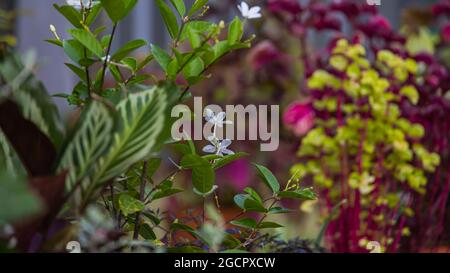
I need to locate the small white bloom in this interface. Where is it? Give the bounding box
[237,1,262,19]
[66,0,90,10]
[205,108,232,128]
[101,55,111,63]
[202,136,234,156]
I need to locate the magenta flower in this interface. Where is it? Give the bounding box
[268,0,302,15]
[441,23,450,43]
[247,40,281,70]
[432,1,450,17]
[313,15,341,31]
[283,102,315,136]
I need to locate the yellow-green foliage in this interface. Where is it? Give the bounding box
[293,39,439,198]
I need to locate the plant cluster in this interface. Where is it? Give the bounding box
[0,0,317,253]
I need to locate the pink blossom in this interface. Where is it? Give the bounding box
[247,40,281,70]
[283,102,315,136]
[268,0,302,15]
[441,23,450,43]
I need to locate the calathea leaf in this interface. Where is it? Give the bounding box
[0,53,64,149]
[0,99,56,176]
[92,85,168,185]
[57,101,115,190]
[0,129,26,177]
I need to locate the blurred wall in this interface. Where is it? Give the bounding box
[11,0,435,115]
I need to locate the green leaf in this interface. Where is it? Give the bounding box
[187,28,201,49]
[53,4,83,28]
[100,0,138,23]
[63,40,85,64]
[228,16,243,45]
[65,63,86,81]
[180,21,213,41]
[182,57,204,78]
[0,171,42,224]
[230,217,257,229]
[253,163,280,194]
[118,193,145,216]
[257,221,284,229]
[112,39,147,61]
[93,86,169,184]
[268,207,293,214]
[233,194,267,213]
[68,29,104,58]
[152,188,183,200]
[156,0,179,39]
[151,44,171,72]
[181,154,215,193]
[121,57,137,72]
[243,187,263,204]
[188,0,208,17]
[278,189,317,200]
[86,3,103,26]
[213,152,248,170]
[139,223,156,240]
[57,101,114,189]
[170,0,186,17]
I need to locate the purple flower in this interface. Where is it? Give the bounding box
[283,102,315,136]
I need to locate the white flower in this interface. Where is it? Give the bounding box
[205,108,232,128]
[101,55,111,63]
[66,0,93,10]
[203,136,234,156]
[237,1,262,19]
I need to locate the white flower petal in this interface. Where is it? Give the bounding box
[216,112,226,122]
[221,148,235,155]
[223,120,233,125]
[205,108,215,122]
[202,145,216,153]
[220,139,232,148]
[238,2,250,16]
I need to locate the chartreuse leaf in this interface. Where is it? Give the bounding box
[228,16,243,45]
[118,193,145,216]
[100,0,138,23]
[181,154,215,194]
[253,163,280,194]
[57,101,114,189]
[230,217,257,229]
[0,171,42,224]
[156,0,179,39]
[188,0,208,17]
[111,39,147,61]
[53,4,83,28]
[278,188,317,200]
[93,86,168,185]
[170,0,186,17]
[68,29,104,58]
